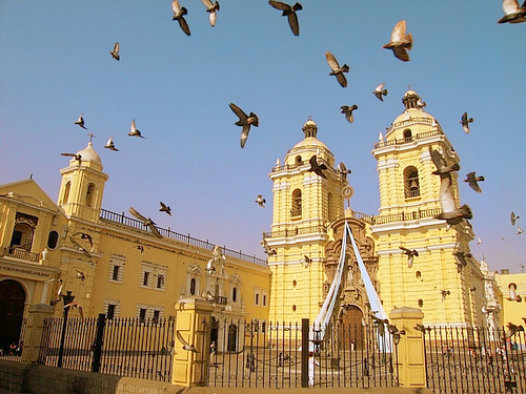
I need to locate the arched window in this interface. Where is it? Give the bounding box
[86,183,96,207]
[404,166,420,198]
[62,181,71,204]
[47,231,59,249]
[232,287,237,303]
[291,189,302,217]
[227,324,238,352]
[190,278,196,295]
[403,129,412,142]
[295,155,302,165]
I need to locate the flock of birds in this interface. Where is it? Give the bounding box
[51,1,526,323]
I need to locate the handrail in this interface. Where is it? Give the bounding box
[374,129,442,149]
[99,209,267,267]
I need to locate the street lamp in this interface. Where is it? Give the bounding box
[57,291,75,368]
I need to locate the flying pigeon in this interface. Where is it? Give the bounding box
[337,162,351,181]
[128,207,162,238]
[110,42,120,61]
[159,201,172,216]
[511,211,520,225]
[518,226,524,235]
[128,119,144,138]
[260,239,277,256]
[340,105,358,123]
[172,0,191,36]
[373,83,388,101]
[75,114,87,129]
[72,232,93,247]
[303,255,312,268]
[441,289,450,301]
[69,236,92,258]
[383,20,413,62]
[325,51,349,87]
[255,194,266,207]
[268,1,302,36]
[104,137,119,151]
[399,246,418,268]
[130,244,145,255]
[308,155,328,179]
[176,330,199,353]
[430,149,472,225]
[75,269,86,285]
[498,0,526,23]
[464,172,484,193]
[460,112,474,134]
[64,301,84,319]
[201,0,220,27]
[430,149,460,176]
[506,322,525,338]
[61,153,82,165]
[229,103,259,148]
[453,251,472,273]
[508,283,521,301]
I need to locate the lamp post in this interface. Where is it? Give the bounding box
[57,291,74,368]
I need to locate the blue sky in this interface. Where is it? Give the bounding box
[1,1,525,272]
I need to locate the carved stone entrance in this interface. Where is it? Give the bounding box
[0,279,26,352]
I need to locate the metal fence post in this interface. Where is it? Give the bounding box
[91,313,106,372]
[301,318,309,388]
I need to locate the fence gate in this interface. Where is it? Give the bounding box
[424,326,526,393]
[207,318,399,389]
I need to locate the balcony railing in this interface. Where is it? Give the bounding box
[374,129,442,149]
[263,224,327,239]
[99,209,267,267]
[0,247,40,263]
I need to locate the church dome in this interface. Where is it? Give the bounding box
[75,141,103,168]
[386,89,441,140]
[284,118,334,167]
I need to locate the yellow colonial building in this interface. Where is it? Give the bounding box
[0,141,270,352]
[1,89,518,353]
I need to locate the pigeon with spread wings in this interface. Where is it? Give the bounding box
[431,149,472,226]
[104,137,119,151]
[61,153,82,165]
[268,1,302,36]
[110,42,120,61]
[201,0,220,27]
[176,330,199,352]
[128,119,144,138]
[498,0,526,23]
[229,103,259,148]
[325,51,349,87]
[373,84,388,101]
[341,105,358,123]
[383,20,413,62]
[464,172,484,193]
[75,114,87,129]
[172,0,191,36]
[69,236,92,258]
[399,246,418,268]
[128,207,162,238]
[308,155,327,179]
[460,112,474,134]
[159,202,172,216]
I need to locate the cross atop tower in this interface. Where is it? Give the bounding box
[87,133,95,143]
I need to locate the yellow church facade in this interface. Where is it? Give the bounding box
[1,89,516,353]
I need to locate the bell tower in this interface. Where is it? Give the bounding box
[58,141,108,223]
[265,119,346,322]
[371,90,485,327]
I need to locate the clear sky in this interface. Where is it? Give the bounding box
[1,1,525,273]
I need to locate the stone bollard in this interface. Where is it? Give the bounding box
[20,303,55,364]
[171,298,214,387]
[389,307,426,388]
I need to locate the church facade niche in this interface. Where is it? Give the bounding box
[323,216,379,348]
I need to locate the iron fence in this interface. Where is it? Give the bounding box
[207,318,399,389]
[37,315,175,382]
[424,325,526,393]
